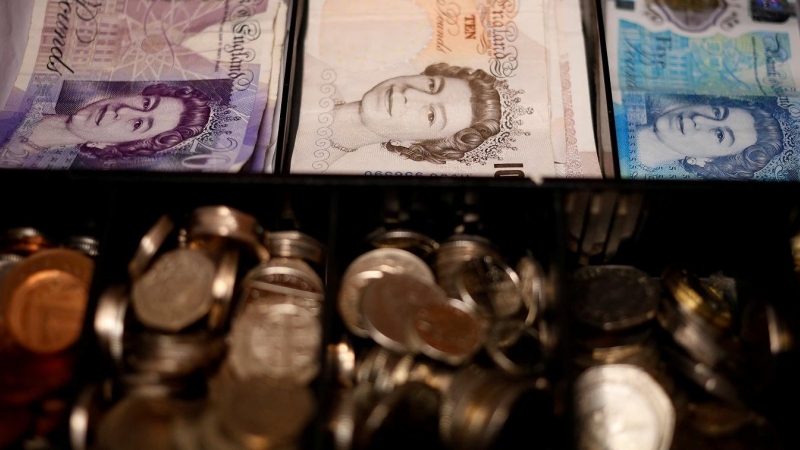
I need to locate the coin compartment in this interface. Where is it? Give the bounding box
[559,182,800,450]
[2,172,800,450]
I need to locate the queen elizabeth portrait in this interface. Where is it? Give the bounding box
[633,95,786,179]
[2,82,213,166]
[309,62,503,168]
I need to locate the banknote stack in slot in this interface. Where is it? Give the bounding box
[72,207,325,450]
[0,228,98,448]
[287,0,602,179]
[602,0,800,180]
[0,0,296,173]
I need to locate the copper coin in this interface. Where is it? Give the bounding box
[413,299,486,365]
[0,228,53,255]
[361,273,448,353]
[1,249,93,354]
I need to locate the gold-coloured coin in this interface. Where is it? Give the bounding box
[663,267,732,330]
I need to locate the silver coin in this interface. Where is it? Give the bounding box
[357,381,441,450]
[265,230,325,264]
[342,248,434,282]
[485,321,545,377]
[239,258,324,318]
[434,235,502,296]
[124,331,224,378]
[440,366,492,447]
[94,285,128,368]
[131,248,216,332]
[570,266,659,331]
[63,235,100,258]
[207,249,239,331]
[69,386,103,450]
[187,205,269,261]
[338,270,385,338]
[95,397,196,450]
[664,347,741,405]
[657,292,728,368]
[327,338,356,388]
[337,248,435,337]
[217,378,315,447]
[360,273,448,353]
[196,409,241,450]
[244,257,324,293]
[456,256,522,319]
[575,365,674,450]
[128,215,174,280]
[516,255,544,326]
[337,248,434,337]
[0,253,23,296]
[338,248,434,338]
[228,301,321,384]
[366,228,439,258]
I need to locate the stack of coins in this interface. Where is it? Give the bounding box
[330,231,558,449]
[570,265,792,450]
[0,227,97,448]
[81,207,323,450]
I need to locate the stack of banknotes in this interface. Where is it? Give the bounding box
[605,0,800,180]
[0,0,604,179]
[0,0,295,173]
[289,0,602,179]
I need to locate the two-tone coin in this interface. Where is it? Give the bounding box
[131,248,216,332]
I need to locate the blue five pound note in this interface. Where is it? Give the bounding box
[616,92,800,180]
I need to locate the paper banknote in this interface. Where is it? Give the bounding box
[0,0,280,172]
[289,0,601,179]
[252,0,291,173]
[604,0,800,179]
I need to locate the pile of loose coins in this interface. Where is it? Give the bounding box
[0,228,97,448]
[76,207,324,450]
[570,265,793,450]
[329,231,559,450]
